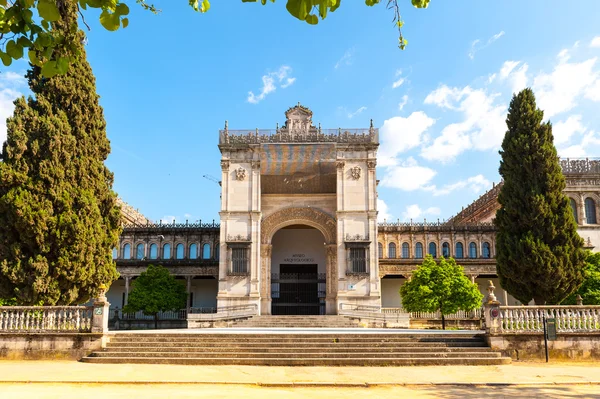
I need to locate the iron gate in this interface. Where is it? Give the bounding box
[271,264,325,315]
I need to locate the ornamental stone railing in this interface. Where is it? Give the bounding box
[560,158,600,174]
[219,128,378,145]
[497,306,600,333]
[0,306,94,333]
[123,220,220,230]
[382,307,482,320]
[378,220,495,232]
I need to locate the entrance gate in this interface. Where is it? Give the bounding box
[271,264,325,315]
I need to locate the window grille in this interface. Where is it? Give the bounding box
[388,243,396,259]
[585,198,597,224]
[348,247,367,273]
[402,243,409,258]
[455,242,464,258]
[442,242,450,257]
[231,247,248,274]
[415,243,423,258]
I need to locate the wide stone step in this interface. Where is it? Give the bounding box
[81,356,511,366]
[91,351,502,359]
[107,335,485,342]
[101,346,495,353]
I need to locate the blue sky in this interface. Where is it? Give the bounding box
[2,1,600,224]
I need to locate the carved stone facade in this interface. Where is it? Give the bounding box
[217,104,380,314]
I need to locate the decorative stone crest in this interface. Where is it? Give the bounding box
[251,160,261,170]
[367,160,377,170]
[220,160,230,171]
[350,166,361,180]
[336,161,345,170]
[235,167,247,181]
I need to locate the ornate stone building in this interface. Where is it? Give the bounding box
[107,106,600,315]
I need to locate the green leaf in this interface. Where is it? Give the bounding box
[99,10,121,31]
[28,50,41,66]
[115,3,130,15]
[37,0,61,22]
[122,17,129,28]
[6,40,23,59]
[41,60,59,78]
[0,51,12,66]
[201,0,210,12]
[305,13,318,25]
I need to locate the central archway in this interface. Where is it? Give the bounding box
[260,207,338,315]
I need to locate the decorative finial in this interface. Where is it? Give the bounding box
[224,120,228,130]
[370,118,373,128]
[297,101,300,107]
[577,294,583,306]
[276,122,279,131]
[486,280,497,303]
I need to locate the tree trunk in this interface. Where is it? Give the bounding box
[441,314,446,330]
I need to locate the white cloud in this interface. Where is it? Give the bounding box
[378,111,435,166]
[0,71,27,146]
[590,36,600,48]
[377,199,392,222]
[422,85,506,162]
[335,48,354,69]
[558,49,571,63]
[426,174,492,196]
[532,57,598,118]
[553,115,586,146]
[558,130,600,158]
[160,215,179,223]
[380,157,437,191]
[247,65,295,104]
[346,106,367,119]
[398,95,408,111]
[468,30,505,59]
[392,77,405,89]
[498,61,528,93]
[402,204,441,221]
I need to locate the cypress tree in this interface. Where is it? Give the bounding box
[0,2,120,305]
[495,88,586,305]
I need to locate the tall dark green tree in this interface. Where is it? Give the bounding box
[495,88,585,305]
[0,1,120,305]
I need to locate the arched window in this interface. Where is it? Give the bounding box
[215,244,220,261]
[123,244,131,259]
[429,242,437,258]
[570,198,579,224]
[149,244,158,259]
[442,242,450,257]
[378,243,383,259]
[585,198,597,224]
[388,243,397,259]
[415,243,423,259]
[202,243,211,259]
[482,242,491,258]
[455,242,464,259]
[189,243,198,259]
[136,244,145,259]
[469,242,477,258]
[176,243,184,259]
[402,242,409,258]
[163,243,171,259]
[112,248,118,259]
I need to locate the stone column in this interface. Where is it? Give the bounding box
[260,244,272,315]
[326,244,338,315]
[186,276,193,309]
[124,276,131,306]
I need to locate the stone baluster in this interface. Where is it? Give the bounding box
[483,280,501,334]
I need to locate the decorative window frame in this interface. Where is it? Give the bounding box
[344,236,370,276]
[226,235,251,276]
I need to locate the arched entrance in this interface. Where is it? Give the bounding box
[260,207,338,315]
[270,225,326,315]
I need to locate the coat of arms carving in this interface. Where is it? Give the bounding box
[350,166,361,180]
[236,167,247,181]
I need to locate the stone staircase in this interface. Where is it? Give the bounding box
[231,315,360,328]
[81,331,511,366]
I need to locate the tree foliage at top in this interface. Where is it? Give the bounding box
[0,0,120,305]
[495,88,586,305]
[0,0,431,77]
[123,264,187,328]
[399,255,483,329]
[562,251,600,305]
